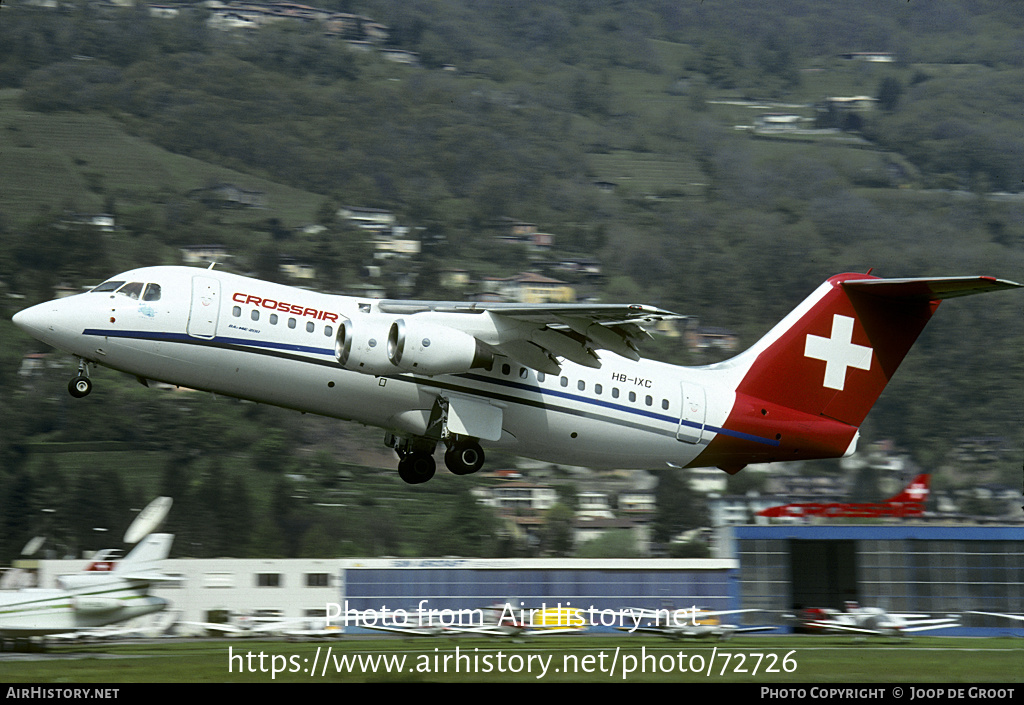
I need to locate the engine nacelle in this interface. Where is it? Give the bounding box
[335,315,400,375]
[387,318,493,376]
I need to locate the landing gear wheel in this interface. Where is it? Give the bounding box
[445,441,485,476]
[68,376,92,398]
[398,453,436,484]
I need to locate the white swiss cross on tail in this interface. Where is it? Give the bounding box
[804,314,872,391]
[905,483,927,500]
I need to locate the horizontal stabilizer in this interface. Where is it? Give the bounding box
[843,276,1021,300]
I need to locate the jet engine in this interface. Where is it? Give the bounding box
[387,318,493,376]
[335,316,400,375]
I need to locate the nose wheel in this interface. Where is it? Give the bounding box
[68,359,92,398]
[68,376,92,398]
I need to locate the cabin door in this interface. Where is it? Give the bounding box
[187,276,221,339]
[676,382,706,444]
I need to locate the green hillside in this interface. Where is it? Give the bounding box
[0,89,325,228]
[1,0,1022,561]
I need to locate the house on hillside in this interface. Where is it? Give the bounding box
[685,326,738,353]
[483,272,575,304]
[381,49,420,66]
[338,206,397,232]
[477,482,558,511]
[815,96,877,131]
[839,52,894,63]
[279,257,316,280]
[440,268,471,289]
[753,113,810,133]
[188,183,267,209]
[181,244,231,266]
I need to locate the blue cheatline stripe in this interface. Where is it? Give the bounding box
[83,328,334,357]
[81,328,779,448]
[457,373,779,447]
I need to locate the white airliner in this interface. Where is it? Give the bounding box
[0,534,173,646]
[12,266,1020,483]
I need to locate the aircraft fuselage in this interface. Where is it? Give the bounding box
[14,266,1020,482]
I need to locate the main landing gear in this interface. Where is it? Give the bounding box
[445,440,485,476]
[388,434,486,485]
[68,359,93,398]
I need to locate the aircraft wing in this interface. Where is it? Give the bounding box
[806,620,887,636]
[731,626,778,634]
[616,626,673,636]
[518,626,587,636]
[451,624,585,637]
[359,624,447,637]
[616,624,774,637]
[181,621,252,636]
[969,611,1024,623]
[376,300,685,373]
[281,627,345,639]
[899,617,960,632]
[625,607,759,620]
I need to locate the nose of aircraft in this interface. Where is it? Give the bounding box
[12,301,52,338]
[13,299,79,352]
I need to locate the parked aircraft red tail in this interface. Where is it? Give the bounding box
[758,473,931,519]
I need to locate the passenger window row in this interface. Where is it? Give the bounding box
[495,362,670,410]
[231,306,334,337]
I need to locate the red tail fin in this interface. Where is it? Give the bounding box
[736,274,1021,425]
[694,275,1019,471]
[736,273,937,427]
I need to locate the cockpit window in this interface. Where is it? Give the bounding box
[142,283,162,301]
[92,280,126,293]
[116,282,145,300]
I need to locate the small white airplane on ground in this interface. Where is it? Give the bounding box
[447,603,588,638]
[182,614,325,638]
[805,601,959,639]
[0,533,174,649]
[356,622,451,638]
[328,611,454,637]
[13,266,1020,483]
[278,618,347,640]
[616,607,773,640]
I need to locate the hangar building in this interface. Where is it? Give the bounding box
[731,525,1023,628]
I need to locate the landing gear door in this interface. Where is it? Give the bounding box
[445,394,503,442]
[188,276,220,339]
[677,382,706,444]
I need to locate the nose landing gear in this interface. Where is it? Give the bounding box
[68,359,92,398]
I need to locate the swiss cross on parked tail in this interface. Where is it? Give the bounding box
[804,314,872,391]
[905,482,927,500]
